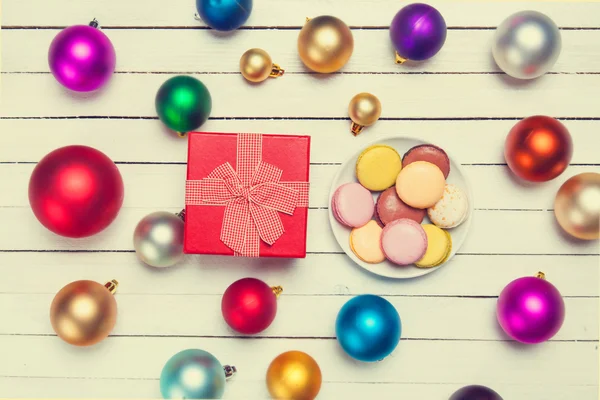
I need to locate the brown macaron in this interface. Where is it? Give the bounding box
[376,187,427,225]
[402,144,451,179]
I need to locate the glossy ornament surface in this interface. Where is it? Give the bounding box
[50,280,118,346]
[554,173,600,240]
[155,75,212,135]
[266,351,322,400]
[497,273,565,344]
[390,3,447,63]
[134,211,185,268]
[298,16,354,73]
[492,11,561,79]
[504,116,572,182]
[160,349,234,399]
[450,385,503,400]
[239,48,284,83]
[29,145,124,238]
[335,294,401,362]
[348,93,382,135]
[196,0,252,31]
[221,278,280,334]
[48,20,116,92]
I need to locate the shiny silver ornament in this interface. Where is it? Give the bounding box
[492,11,561,79]
[133,211,184,268]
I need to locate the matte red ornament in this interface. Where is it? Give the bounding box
[29,145,124,238]
[221,277,281,334]
[504,116,572,182]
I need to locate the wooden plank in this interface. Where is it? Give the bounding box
[3,0,600,28]
[2,164,600,210]
[3,29,600,73]
[0,337,595,385]
[0,119,598,165]
[1,294,595,340]
[0,252,596,297]
[2,74,599,118]
[0,207,597,255]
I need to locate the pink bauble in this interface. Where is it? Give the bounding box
[48,22,116,92]
[496,274,565,344]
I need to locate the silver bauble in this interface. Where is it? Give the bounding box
[133,211,184,268]
[492,11,561,79]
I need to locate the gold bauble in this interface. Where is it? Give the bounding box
[266,351,322,400]
[239,48,284,83]
[348,92,382,135]
[554,172,600,240]
[50,280,118,346]
[297,16,354,73]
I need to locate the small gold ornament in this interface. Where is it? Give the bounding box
[297,15,354,73]
[266,351,322,400]
[239,48,284,83]
[554,172,600,240]
[348,92,382,135]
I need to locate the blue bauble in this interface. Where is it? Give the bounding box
[335,295,401,362]
[196,0,253,31]
[160,349,226,399]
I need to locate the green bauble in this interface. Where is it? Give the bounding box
[155,76,212,134]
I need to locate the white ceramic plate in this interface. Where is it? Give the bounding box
[328,136,474,279]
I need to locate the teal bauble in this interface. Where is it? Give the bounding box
[335,294,401,362]
[155,76,212,135]
[160,349,228,399]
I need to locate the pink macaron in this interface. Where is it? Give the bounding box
[331,183,374,228]
[381,218,428,265]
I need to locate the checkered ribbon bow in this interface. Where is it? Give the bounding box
[185,133,309,257]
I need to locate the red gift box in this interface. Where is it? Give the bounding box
[184,132,310,258]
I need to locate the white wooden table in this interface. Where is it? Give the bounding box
[1,1,599,399]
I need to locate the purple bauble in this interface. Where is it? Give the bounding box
[48,22,116,92]
[390,3,447,61]
[497,274,565,344]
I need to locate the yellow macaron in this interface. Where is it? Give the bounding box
[349,220,386,264]
[356,145,402,191]
[415,224,452,268]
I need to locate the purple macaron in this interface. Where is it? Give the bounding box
[331,183,374,228]
[381,218,428,265]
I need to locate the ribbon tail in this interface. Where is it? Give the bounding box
[220,198,251,255]
[250,203,285,246]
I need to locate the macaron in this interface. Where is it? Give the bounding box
[395,161,446,209]
[376,187,426,225]
[428,184,470,228]
[380,218,428,266]
[356,145,402,191]
[403,144,451,179]
[415,224,452,268]
[331,183,374,228]
[349,220,386,264]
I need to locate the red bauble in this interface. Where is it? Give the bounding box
[29,146,124,238]
[221,278,279,334]
[504,116,572,182]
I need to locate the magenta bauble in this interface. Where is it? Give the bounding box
[496,273,565,344]
[48,20,116,92]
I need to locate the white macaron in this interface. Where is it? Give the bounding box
[427,184,469,228]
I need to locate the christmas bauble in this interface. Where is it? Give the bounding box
[196,0,252,31]
[48,20,116,92]
[133,211,185,268]
[29,145,124,238]
[335,295,401,362]
[504,116,572,182]
[348,92,382,135]
[155,75,212,135]
[298,16,354,73]
[266,351,322,400]
[50,280,118,346]
[160,349,235,399]
[554,173,600,240]
[390,3,447,63]
[239,48,284,83]
[497,272,565,344]
[450,385,503,400]
[492,11,561,79]
[221,278,281,334]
